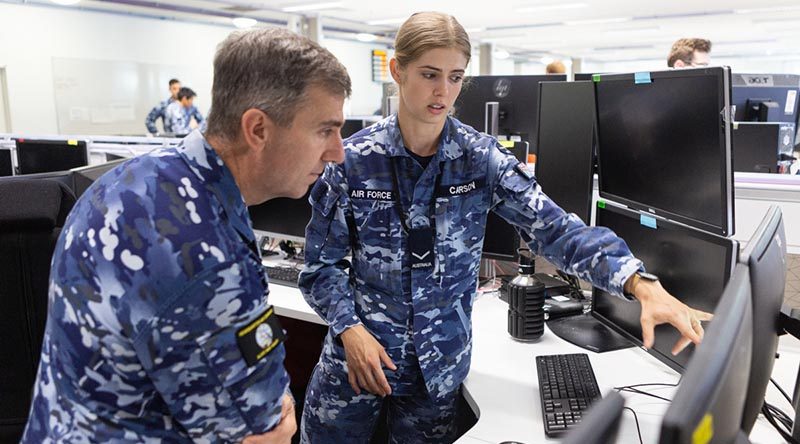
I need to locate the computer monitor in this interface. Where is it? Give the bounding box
[248,190,312,243]
[659,263,753,444]
[732,73,800,127]
[732,122,782,173]
[535,81,595,224]
[454,74,567,148]
[592,202,738,373]
[0,149,12,177]
[562,391,625,444]
[594,67,734,237]
[16,139,89,175]
[341,119,367,139]
[483,141,527,261]
[71,159,127,198]
[739,206,786,433]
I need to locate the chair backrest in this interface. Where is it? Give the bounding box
[0,178,75,442]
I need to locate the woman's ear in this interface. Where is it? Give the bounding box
[239,108,274,153]
[389,58,403,84]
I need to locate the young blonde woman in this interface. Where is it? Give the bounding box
[299,12,710,443]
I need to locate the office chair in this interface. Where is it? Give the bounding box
[0,178,75,442]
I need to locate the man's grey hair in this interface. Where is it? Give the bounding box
[206,28,351,139]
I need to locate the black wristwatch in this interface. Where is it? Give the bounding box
[625,272,659,299]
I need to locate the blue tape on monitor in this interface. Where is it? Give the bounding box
[640,214,657,229]
[634,72,652,84]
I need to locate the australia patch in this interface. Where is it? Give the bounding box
[236,306,285,366]
[514,162,534,180]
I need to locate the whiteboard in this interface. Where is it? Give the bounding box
[52,57,211,136]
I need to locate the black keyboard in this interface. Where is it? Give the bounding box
[265,265,301,287]
[536,353,601,437]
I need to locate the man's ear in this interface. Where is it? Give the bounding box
[240,108,274,152]
[673,59,686,68]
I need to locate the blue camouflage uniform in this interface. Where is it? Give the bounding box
[165,101,205,135]
[22,130,290,443]
[144,96,173,135]
[299,115,643,442]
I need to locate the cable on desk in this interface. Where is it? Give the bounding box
[622,407,643,444]
[614,385,673,403]
[771,377,794,405]
[617,382,679,390]
[761,401,799,444]
[556,270,584,300]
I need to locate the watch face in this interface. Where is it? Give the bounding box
[640,272,659,281]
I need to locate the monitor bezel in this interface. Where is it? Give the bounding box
[593,66,734,237]
[590,201,738,374]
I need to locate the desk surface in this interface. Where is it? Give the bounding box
[268,283,795,444]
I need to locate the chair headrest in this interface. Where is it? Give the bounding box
[0,179,76,230]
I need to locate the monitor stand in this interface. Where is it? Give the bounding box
[546,312,634,353]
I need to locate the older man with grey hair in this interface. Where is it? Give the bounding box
[22,28,350,444]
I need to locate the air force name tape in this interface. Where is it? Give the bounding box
[349,189,394,201]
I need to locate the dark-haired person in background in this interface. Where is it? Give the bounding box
[164,86,204,136]
[145,78,181,135]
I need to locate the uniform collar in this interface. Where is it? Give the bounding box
[385,115,465,162]
[175,130,254,243]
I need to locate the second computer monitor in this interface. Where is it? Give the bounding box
[482,142,527,261]
[248,190,312,243]
[16,139,89,175]
[732,122,783,173]
[454,74,566,147]
[592,202,737,373]
[535,81,595,224]
[594,67,734,236]
[659,263,753,444]
[739,206,786,433]
[732,73,800,126]
[0,149,12,177]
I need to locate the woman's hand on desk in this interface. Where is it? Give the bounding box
[340,324,397,396]
[632,280,713,355]
[241,394,297,444]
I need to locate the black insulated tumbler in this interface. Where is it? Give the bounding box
[507,249,546,341]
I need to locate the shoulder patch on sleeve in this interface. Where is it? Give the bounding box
[236,306,285,367]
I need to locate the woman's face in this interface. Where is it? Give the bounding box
[392,47,468,127]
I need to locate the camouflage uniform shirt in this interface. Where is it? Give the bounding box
[144,97,173,135]
[165,101,204,136]
[22,130,289,443]
[299,115,642,399]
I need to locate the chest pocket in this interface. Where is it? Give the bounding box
[434,183,490,282]
[349,198,402,293]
